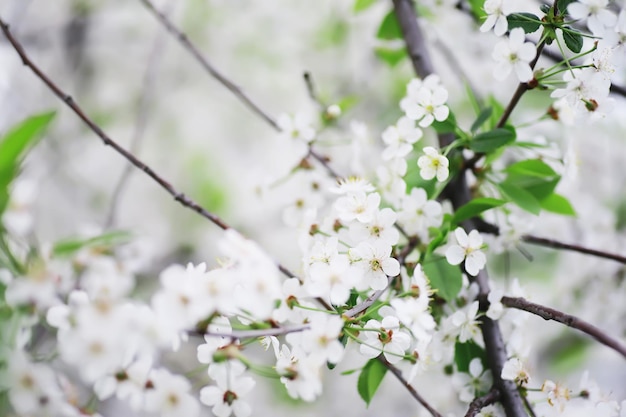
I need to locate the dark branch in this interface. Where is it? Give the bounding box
[465,388,501,417]
[0,18,306,283]
[138,0,280,131]
[501,296,626,359]
[520,235,626,265]
[380,357,443,417]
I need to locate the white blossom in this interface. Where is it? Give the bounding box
[492,28,537,82]
[417,147,449,182]
[445,228,487,276]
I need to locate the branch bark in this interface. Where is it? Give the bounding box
[501,296,626,359]
[465,388,500,417]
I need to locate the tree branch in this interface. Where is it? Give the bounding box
[0,18,305,283]
[501,296,626,359]
[379,357,443,417]
[138,0,280,131]
[392,2,528,416]
[520,235,626,264]
[465,388,501,417]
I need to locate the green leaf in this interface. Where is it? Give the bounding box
[354,0,377,12]
[52,230,133,257]
[486,95,505,130]
[422,253,462,302]
[498,182,541,214]
[452,198,506,225]
[470,128,516,153]
[557,0,577,15]
[357,358,387,406]
[470,107,493,133]
[0,111,56,214]
[562,27,583,53]
[467,0,487,20]
[376,10,402,40]
[374,46,407,67]
[337,95,360,113]
[454,341,487,373]
[540,193,576,216]
[506,13,542,34]
[522,177,560,201]
[432,111,457,134]
[504,159,557,177]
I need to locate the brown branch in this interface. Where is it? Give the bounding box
[0,18,309,282]
[392,2,528,416]
[465,388,501,417]
[520,235,626,264]
[379,357,443,417]
[201,324,311,339]
[501,296,626,359]
[138,0,280,132]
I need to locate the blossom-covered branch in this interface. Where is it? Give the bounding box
[501,296,626,359]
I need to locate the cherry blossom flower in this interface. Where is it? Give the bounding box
[397,187,443,238]
[480,0,513,36]
[349,207,400,247]
[452,358,492,402]
[305,253,358,306]
[277,112,316,143]
[359,316,411,364]
[200,362,255,417]
[350,241,400,291]
[381,116,423,160]
[295,314,345,364]
[445,228,487,276]
[568,0,616,35]
[417,147,449,182]
[448,301,482,344]
[501,357,531,387]
[144,368,199,417]
[334,192,381,223]
[492,28,537,82]
[401,82,450,127]
[275,345,323,401]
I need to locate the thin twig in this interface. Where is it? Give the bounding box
[392,1,527,415]
[520,235,626,264]
[465,388,500,417]
[379,357,443,417]
[0,17,305,282]
[202,324,311,339]
[105,0,174,228]
[138,0,280,131]
[501,296,626,359]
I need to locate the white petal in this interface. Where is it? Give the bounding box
[445,245,466,266]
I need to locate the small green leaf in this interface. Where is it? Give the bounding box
[470,107,493,133]
[507,13,542,34]
[354,0,377,12]
[467,0,487,20]
[336,95,360,113]
[357,358,387,406]
[540,193,576,216]
[422,253,462,302]
[374,46,407,67]
[523,177,560,201]
[498,182,541,214]
[454,341,487,373]
[470,128,516,153]
[452,198,506,225]
[486,96,505,130]
[562,27,583,53]
[557,0,577,15]
[432,111,457,134]
[376,10,402,40]
[504,159,557,177]
[52,230,133,257]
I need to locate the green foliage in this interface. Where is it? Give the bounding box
[315,17,350,49]
[374,46,407,67]
[562,27,584,53]
[470,107,493,133]
[540,193,576,216]
[504,159,557,177]
[0,112,56,215]
[497,182,542,214]
[452,198,506,225]
[454,340,487,373]
[506,13,542,34]
[422,253,462,302]
[357,358,387,406]
[467,0,487,20]
[353,0,377,13]
[432,111,457,135]
[52,230,133,257]
[376,10,402,40]
[469,128,516,153]
[557,0,577,15]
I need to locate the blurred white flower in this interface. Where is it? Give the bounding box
[480,0,513,36]
[417,147,449,182]
[568,0,616,35]
[492,28,536,82]
[201,362,255,417]
[145,368,199,417]
[501,357,530,386]
[381,116,423,160]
